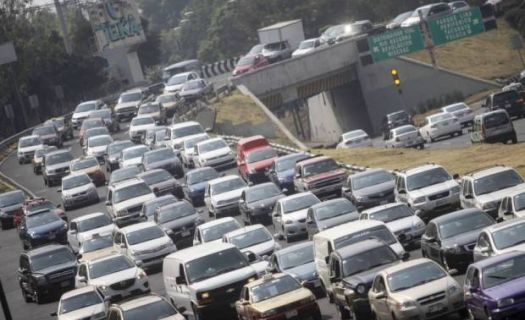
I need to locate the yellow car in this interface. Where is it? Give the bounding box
[235,273,322,320]
[70,156,106,186]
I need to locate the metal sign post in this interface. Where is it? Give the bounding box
[419,10,437,68]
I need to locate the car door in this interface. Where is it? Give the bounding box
[369,275,390,319]
[174,264,192,315]
[67,221,80,252]
[272,202,283,234]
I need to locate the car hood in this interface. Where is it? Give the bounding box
[29,220,66,234]
[87,146,107,154]
[72,111,93,119]
[130,124,156,132]
[115,101,139,110]
[476,185,525,205]
[442,228,484,248]
[317,212,358,231]
[200,147,232,160]
[343,260,401,287]
[240,240,275,257]
[283,208,309,221]
[78,225,115,242]
[393,277,456,301]
[484,275,525,300]
[129,236,172,252]
[212,188,244,204]
[34,261,76,276]
[58,303,105,320]
[284,262,316,281]
[180,88,204,96]
[408,180,458,199]
[247,195,284,210]
[385,216,422,233]
[62,184,94,197]
[164,84,184,92]
[90,267,138,286]
[189,266,255,292]
[303,168,347,184]
[160,213,198,230]
[353,181,395,197]
[246,158,275,172]
[46,162,70,172]
[252,289,312,313]
[19,145,43,153]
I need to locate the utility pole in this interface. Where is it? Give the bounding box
[418,10,437,68]
[55,0,72,55]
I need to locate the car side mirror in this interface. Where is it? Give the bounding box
[453,174,460,180]
[503,210,514,216]
[76,253,82,260]
[105,200,111,206]
[272,213,280,218]
[175,276,187,285]
[119,243,126,249]
[281,188,288,193]
[401,252,410,261]
[50,312,57,317]
[414,209,423,217]
[329,275,340,284]
[496,217,505,223]
[57,189,62,193]
[57,204,62,208]
[242,300,250,306]
[324,256,330,264]
[464,194,473,199]
[294,173,301,179]
[371,291,386,300]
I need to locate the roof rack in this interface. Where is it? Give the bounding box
[464,164,506,176]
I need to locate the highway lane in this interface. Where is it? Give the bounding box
[0,123,465,320]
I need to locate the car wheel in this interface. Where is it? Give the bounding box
[312,309,322,320]
[21,287,32,303]
[337,305,351,320]
[419,143,425,150]
[34,288,45,304]
[192,304,202,320]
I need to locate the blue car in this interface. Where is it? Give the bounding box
[18,209,68,250]
[183,167,221,205]
[267,153,309,194]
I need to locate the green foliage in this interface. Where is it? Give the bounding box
[416,90,465,115]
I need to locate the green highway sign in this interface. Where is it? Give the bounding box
[428,7,485,46]
[368,25,425,63]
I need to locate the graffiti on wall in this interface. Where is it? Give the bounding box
[89,0,146,52]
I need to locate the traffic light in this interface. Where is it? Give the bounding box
[391,68,401,87]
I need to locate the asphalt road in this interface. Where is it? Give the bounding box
[0,123,467,320]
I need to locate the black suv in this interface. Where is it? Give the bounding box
[18,244,77,304]
[19,209,68,249]
[484,90,525,118]
[382,110,413,140]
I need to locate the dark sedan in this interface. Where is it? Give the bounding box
[267,153,310,194]
[105,140,134,172]
[139,169,183,199]
[140,194,178,222]
[239,182,285,225]
[306,198,358,239]
[342,169,395,210]
[141,148,183,178]
[32,125,62,148]
[421,208,495,273]
[182,167,221,205]
[0,190,26,230]
[155,201,203,249]
[19,210,68,249]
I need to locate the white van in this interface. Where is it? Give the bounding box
[163,242,257,319]
[313,219,405,300]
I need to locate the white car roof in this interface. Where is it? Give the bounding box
[208,175,243,186]
[89,253,128,265]
[314,219,386,241]
[196,137,225,147]
[466,166,517,179]
[62,172,90,182]
[483,217,525,234]
[198,217,239,230]
[363,202,408,214]
[165,242,237,263]
[402,164,444,176]
[111,178,146,190]
[279,192,315,204]
[392,125,416,133]
[20,135,40,141]
[118,294,167,311]
[71,212,107,223]
[88,134,112,142]
[120,221,158,234]
[60,285,100,300]
[382,258,434,275]
[170,121,201,130]
[123,145,148,153]
[224,224,267,239]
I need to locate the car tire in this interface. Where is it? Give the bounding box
[21,287,32,303]
[337,305,351,320]
[192,304,202,320]
[419,143,425,150]
[34,288,45,304]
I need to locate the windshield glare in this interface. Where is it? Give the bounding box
[492,222,525,250]
[127,226,165,245]
[199,140,228,153]
[303,160,340,177]
[158,203,195,223]
[388,262,446,292]
[185,248,248,283]
[77,215,111,232]
[201,221,240,242]
[407,167,451,191]
[187,168,219,185]
[342,246,398,277]
[474,170,524,196]
[369,205,413,223]
[20,137,41,147]
[230,228,271,249]
[211,178,246,195]
[278,245,314,270]
[444,104,467,113]
[89,255,133,278]
[63,175,91,190]
[32,248,74,271]
[352,171,393,190]
[75,103,96,113]
[483,255,525,288]
[439,212,494,239]
[60,291,101,314]
[246,148,276,163]
[251,275,300,303]
[246,184,281,203]
[283,194,320,213]
[335,226,396,248]
[113,183,152,203]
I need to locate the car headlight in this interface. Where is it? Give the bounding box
[412,196,426,204]
[451,186,460,194]
[216,200,227,206]
[497,298,514,308]
[99,285,108,292]
[448,285,460,295]
[198,291,213,304]
[399,300,417,310]
[136,270,147,280]
[355,284,366,295]
[445,244,461,254]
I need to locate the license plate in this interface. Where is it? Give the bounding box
[60,281,70,288]
[285,310,298,318]
[181,230,191,237]
[429,303,444,313]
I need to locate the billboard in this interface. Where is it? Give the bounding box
[88,0,146,52]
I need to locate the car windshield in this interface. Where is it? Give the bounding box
[248,44,264,55]
[46,152,73,165]
[183,81,204,90]
[439,212,494,239]
[394,126,416,136]
[167,74,187,85]
[483,254,525,288]
[246,148,277,163]
[343,130,366,140]
[199,139,227,153]
[89,255,133,278]
[81,120,103,131]
[428,113,453,123]
[71,158,98,171]
[60,291,101,314]
[119,92,141,103]
[141,170,172,185]
[237,56,255,66]
[388,261,446,292]
[492,222,525,250]
[264,41,285,51]
[158,202,195,223]
[369,205,413,223]
[75,102,96,113]
[474,170,524,196]
[211,178,246,195]
[0,192,25,207]
[184,135,208,149]
[185,248,248,283]
[131,117,154,126]
[114,183,151,203]
[81,236,113,253]
[298,40,316,49]
[158,94,177,103]
[283,194,320,213]
[126,226,165,245]
[444,104,467,113]
[278,245,314,269]
[123,147,148,160]
[342,245,399,277]
[484,112,510,129]
[303,159,340,177]
[88,136,112,147]
[122,300,177,320]
[77,215,111,232]
[187,168,219,185]
[352,171,393,190]
[493,91,519,104]
[246,184,281,203]
[86,128,108,138]
[229,228,271,249]
[110,167,141,184]
[251,275,300,303]
[143,196,177,217]
[335,226,397,249]
[139,104,160,113]
[33,126,55,136]
[26,211,61,228]
[20,137,41,147]
[406,167,451,191]
[388,112,409,122]
[63,175,91,190]
[89,110,110,119]
[31,248,75,271]
[314,199,356,220]
[26,202,55,214]
[201,221,240,242]
[35,147,55,157]
[144,149,174,163]
[513,193,525,211]
[108,142,134,156]
[173,125,204,138]
[275,154,308,172]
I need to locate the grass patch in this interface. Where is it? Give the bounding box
[407,19,524,81]
[318,144,525,177]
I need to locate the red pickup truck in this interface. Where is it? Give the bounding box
[293,156,348,198]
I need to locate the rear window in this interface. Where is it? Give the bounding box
[483,113,510,128]
[493,91,519,104]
